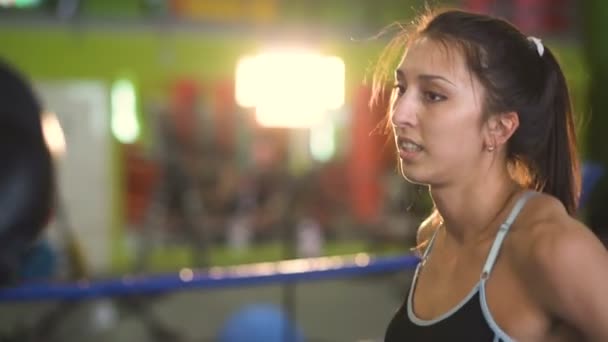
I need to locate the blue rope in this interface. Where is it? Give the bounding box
[0,254,420,302]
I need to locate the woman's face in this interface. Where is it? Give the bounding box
[391,36,489,187]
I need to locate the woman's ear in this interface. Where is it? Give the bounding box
[485,111,519,149]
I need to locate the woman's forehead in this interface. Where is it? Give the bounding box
[398,37,470,84]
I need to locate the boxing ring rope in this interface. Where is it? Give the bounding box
[0,254,420,303]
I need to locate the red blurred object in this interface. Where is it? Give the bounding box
[513,0,570,33]
[170,79,200,147]
[348,86,386,223]
[463,0,494,13]
[124,146,160,227]
[213,79,237,154]
[463,0,571,34]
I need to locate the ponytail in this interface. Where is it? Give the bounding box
[526,48,581,215]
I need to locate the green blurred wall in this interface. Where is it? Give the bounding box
[0,26,384,103]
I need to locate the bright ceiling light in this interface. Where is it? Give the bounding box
[235,49,345,128]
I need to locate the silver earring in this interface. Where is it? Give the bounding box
[487,145,495,152]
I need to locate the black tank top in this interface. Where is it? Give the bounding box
[385,191,536,342]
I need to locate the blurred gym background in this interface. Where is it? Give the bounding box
[0,0,606,341]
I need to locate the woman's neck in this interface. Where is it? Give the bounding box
[429,167,521,245]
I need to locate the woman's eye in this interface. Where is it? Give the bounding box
[393,84,405,96]
[423,91,446,102]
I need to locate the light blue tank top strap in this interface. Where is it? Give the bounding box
[479,191,538,342]
[481,190,537,279]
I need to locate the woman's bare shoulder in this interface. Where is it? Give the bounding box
[505,192,573,242]
[506,193,608,340]
[507,192,586,260]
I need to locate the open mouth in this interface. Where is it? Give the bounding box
[397,137,424,153]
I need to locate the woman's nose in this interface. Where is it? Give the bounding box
[391,93,418,128]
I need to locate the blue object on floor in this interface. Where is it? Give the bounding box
[218,303,305,342]
[20,239,56,281]
[581,161,605,209]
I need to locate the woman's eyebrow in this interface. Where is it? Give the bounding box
[394,69,456,88]
[418,74,456,87]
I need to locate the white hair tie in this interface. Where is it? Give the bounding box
[527,36,544,57]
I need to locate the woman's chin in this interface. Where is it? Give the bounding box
[399,161,430,185]
[400,168,428,185]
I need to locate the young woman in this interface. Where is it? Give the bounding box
[378,9,608,341]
